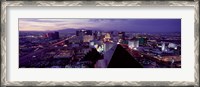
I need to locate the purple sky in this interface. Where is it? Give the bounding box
[19,19,181,33]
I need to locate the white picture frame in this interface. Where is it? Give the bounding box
[1,0,199,86]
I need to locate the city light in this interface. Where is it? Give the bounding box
[19,19,181,68]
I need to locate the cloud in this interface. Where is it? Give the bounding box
[19,18,181,32]
[19,19,97,31]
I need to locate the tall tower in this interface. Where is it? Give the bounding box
[118,32,125,40]
[162,42,165,52]
[103,33,111,42]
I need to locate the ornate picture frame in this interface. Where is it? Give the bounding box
[1,0,199,87]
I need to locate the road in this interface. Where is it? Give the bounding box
[19,35,76,65]
[120,44,175,67]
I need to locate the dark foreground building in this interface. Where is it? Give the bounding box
[107,44,143,68]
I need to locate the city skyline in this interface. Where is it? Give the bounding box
[19,18,181,68]
[19,19,181,33]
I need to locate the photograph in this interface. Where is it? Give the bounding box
[1,0,198,86]
[19,18,181,68]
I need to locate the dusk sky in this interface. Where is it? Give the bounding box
[19,19,181,33]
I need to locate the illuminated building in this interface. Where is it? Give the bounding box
[168,43,177,49]
[138,37,147,46]
[47,32,59,40]
[128,40,139,50]
[83,35,94,42]
[76,30,85,36]
[89,42,94,46]
[128,37,139,50]
[96,45,104,53]
[117,39,123,44]
[161,42,166,52]
[89,40,104,53]
[95,31,102,40]
[76,30,92,36]
[103,33,111,42]
[76,30,93,42]
[118,32,125,40]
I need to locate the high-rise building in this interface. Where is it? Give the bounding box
[168,43,177,49]
[76,30,94,43]
[83,35,94,42]
[103,33,111,42]
[161,42,167,52]
[138,37,147,46]
[118,32,125,40]
[85,30,92,35]
[53,32,59,40]
[93,31,102,40]
[47,32,59,40]
[76,30,93,36]
[47,32,53,38]
[128,40,139,50]
[76,30,85,36]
